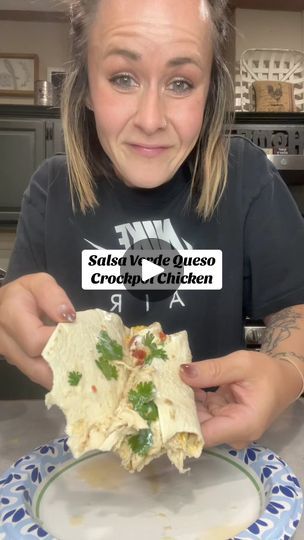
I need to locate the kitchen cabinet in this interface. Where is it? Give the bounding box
[0,105,64,222]
[0,116,64,185]
[0,119,45,221]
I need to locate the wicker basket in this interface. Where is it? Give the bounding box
[237,48,304,112]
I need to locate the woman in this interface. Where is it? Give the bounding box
[1,0,304,450]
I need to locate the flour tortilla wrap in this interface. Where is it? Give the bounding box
[43,309,130,457]
[43,311,204,473]
[112,323,204,473]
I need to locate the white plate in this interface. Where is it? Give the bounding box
[0,437,302,540]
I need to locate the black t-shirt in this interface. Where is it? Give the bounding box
[5,136,304,361]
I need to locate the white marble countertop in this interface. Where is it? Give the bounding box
[1,399,304,538]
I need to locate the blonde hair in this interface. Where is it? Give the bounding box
[61,0,235,219]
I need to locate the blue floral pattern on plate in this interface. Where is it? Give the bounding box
[0,438,302,539]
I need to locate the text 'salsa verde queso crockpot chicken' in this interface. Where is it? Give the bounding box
[42,309,204,473]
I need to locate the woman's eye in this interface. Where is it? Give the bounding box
[168,79,193,94]
[109,74,138,89]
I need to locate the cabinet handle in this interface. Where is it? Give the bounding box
[46,125,54,141]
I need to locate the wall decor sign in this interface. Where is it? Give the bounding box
[0,54,39,96]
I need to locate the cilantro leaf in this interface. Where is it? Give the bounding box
[128,381,158,423]
[95,357,118,381]
[143,331,168,365]
[139,402,158,423]
[142,332,154,349]
[129,381,155,403]
[95,330,122,381]
[96,331,123,361]
[68,371,82,386]
[128,429,153,456]
[146,347,167,364]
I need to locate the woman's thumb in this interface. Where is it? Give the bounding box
[180,352,247,389]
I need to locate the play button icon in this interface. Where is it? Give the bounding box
[121,239,184,302]
[142,259,164,282]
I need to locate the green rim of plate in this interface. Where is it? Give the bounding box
[34,447,264,520]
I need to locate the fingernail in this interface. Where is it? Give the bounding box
[58,304,76,322]
[180,364,197,378]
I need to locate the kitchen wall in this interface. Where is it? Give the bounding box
[0,18,69,104]
[0,8,303,105]
[0,12,236,105]
[235,9,304,59]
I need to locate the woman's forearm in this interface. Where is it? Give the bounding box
[261,305,304,399]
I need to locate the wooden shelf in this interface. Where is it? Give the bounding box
[0,104,60,119]
[234,112,304,124]
[229,0,304,11]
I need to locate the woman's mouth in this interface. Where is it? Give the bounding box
[128,144,170,157]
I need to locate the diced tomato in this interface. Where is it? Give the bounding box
[132,348,147,366]
[91,385,97,393]
[159,331,166,342]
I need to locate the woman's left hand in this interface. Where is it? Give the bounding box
[180,350,302,449]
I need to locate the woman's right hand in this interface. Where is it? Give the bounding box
[0,273,76,389]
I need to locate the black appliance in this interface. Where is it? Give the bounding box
[233,113,304,347]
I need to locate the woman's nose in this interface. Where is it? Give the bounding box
[133,87,167,134]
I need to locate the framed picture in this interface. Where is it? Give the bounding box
[0,54,38,96]
[47,67,66,107]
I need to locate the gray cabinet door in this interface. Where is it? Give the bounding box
[45,119,65,158]
[53,118,65,155]
[0,119,45,220]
